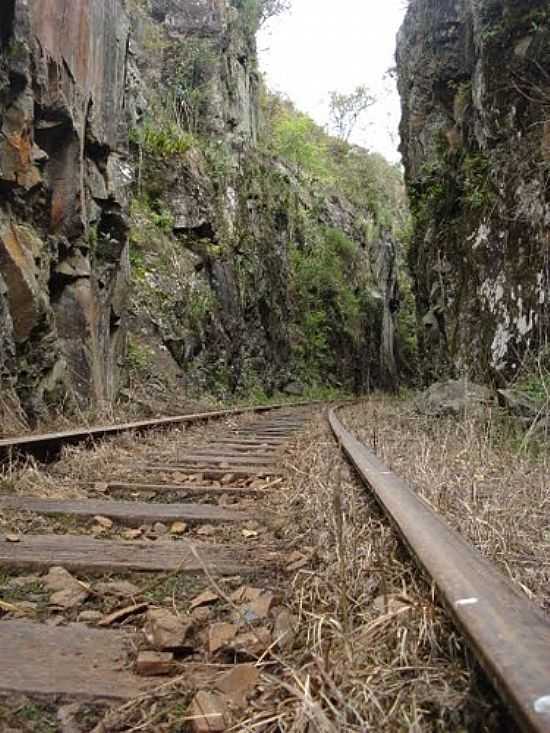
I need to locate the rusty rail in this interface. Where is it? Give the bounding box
[0,401,317,462]
[328,408,550,733]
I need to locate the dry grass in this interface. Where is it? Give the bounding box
[0,391,29,437]
[0,407,519,731]
[341,397,550,614]
[239,414,512,732]
[0,380,217,439]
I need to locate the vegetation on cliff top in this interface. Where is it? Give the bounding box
[124,0,412,401]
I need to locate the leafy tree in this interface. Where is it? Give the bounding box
[328,85,376,142]
[271,110,333,182]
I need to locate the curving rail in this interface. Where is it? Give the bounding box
[329,408,550,733]
[0,400,318,462]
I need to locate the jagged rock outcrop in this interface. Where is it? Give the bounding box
[397,0,550,383]
[0,0,131,420]
[0,0,402,422]
[127,0,402,396]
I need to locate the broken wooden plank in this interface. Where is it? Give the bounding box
[144,467,283,479]
[0,496,250,526]
[0,534,258,574]
[100,482,267,496]
[169,455,277,466]
[0,620,155,701]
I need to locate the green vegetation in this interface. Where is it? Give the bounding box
[130,121,194,159]
[129,196,174,255]
[0,703,57,733]
[126,336,156,378]
[479,4,550,44]
[163,37,218,134]
[289,227,370,385]
[230,0,291,31]
[270,109,334,183]
[519,373,550,402]
[122,0,411,401]
[462,152,493,210]
[395,219,419,380]
[230,383,352,407]
[515,347,550,403]
[262,92,406,235]
[128,196,214,352]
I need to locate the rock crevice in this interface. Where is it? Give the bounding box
[0,0,132,419]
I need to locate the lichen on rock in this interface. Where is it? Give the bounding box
[397,0,550,383]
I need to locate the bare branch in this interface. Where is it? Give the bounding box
[328,85,376,142]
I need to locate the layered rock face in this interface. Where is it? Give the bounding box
[0,0,131,418]
[128,0,402,395]
[0,0,402,421]
[397,0,550,382]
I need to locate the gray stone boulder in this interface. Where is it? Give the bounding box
[415,379,494,417]
[282,381,304,397]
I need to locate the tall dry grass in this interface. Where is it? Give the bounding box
[342,397,550,614]
[246,414,512,731]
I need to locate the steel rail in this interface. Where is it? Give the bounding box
[0,401,317,462]
[328,408,550,733]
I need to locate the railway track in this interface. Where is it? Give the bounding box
[0,402,549,731]
[329,408,550,733]
[0,404,317,731]
[0,401,316,462]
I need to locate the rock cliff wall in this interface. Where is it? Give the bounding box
[123,0,405,398]
[0,0,403,424]
[397,0,550,383]
[0,0,131,419]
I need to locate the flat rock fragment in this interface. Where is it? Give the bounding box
[187,690,229,732]
[273,608,297,650]
[144,608,192,650]
[208,622,238,653]
[135,651,175,677]
[216,663,260,706]
[43,566,89,609]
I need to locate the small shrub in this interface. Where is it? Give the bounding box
[130,121,194,159]
[125,338,155,377]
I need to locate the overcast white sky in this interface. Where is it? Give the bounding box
[258,0,407,162]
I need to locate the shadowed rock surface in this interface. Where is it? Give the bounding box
[0,0,132,419]
[397,0,550,384]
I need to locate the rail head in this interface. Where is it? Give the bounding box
[328,407,550,733]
